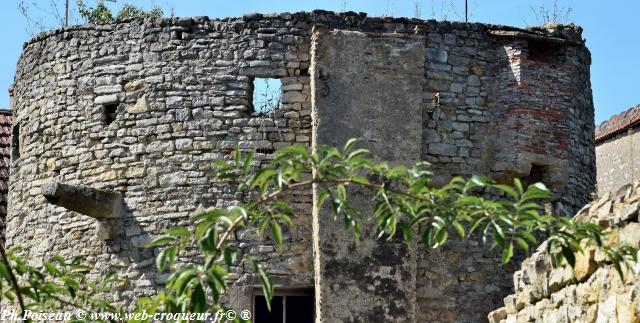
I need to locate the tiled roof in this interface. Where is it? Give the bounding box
[0,109,11,243]
[595,104,640,143]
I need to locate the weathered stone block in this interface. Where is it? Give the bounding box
[41,181,124,219]
[426,48,448,63]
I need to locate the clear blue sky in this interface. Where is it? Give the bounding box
[0,0,635,124]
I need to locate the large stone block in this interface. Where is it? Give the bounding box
[311,28,424,322]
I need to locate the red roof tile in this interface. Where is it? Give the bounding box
[595,104,640,143]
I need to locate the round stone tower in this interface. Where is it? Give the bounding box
[9,11,594,321]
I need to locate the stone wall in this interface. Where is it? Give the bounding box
[595,104,640,196]
[0,109,10,242]
[311,28,424,322]
[489,182,640,323]
[10,11,595,322]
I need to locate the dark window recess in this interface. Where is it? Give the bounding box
[527,40,562,63]
[11,123,20,160]
[173,30,183,40]
[104,103,118,125]
[255,296,284,323]
[522,164,547,188]
[256,147,276,154]
[254,291,314,323]
[299,67,310,76]
[285,296,314,322]
[251,78,282,114]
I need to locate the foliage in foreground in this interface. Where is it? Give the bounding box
[0,140,635,322]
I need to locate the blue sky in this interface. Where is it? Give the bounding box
[0,0,636,124]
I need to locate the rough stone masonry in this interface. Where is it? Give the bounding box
[490,182,640,323]
[9,10,595,322]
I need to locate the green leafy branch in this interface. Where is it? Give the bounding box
[0,245,120,322]
[143,139,636,321]
[0,139,634,322]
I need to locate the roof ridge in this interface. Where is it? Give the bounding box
[595,104,640,143]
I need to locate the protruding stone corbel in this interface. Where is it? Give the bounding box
[41,181,124,240]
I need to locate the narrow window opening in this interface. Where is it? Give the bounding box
[254,287,314,323]
[173,30,183,40]
[527,40,562,63]
[256,147,276,155]
[104,103,118,125]
[251,78,282,115]
[522,163,547,188]
[299,67,309,76]
[11,123,20,160]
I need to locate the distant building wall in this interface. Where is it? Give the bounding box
[595,104,640,195]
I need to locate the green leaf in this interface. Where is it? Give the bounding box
[145,235,176,248]
[522,182,551,201]
[251,258,273,311]
[351,175,369,185]
[223,247,238,269]
[200,227,218,253]
[387,166,407,178]
[318,191,330,208]
[275,145,308,157]
[434,229,448,248]
[470,175,487,187]
[452,221,465,238]
[44,262,61,276]
[493,184,519,200]
[234,147,242,167]
[493,224,505,247]
[271,221,283,244]
[174,268,198,295]
[514,237,530,251]
[513,178,524,196]
[343,138,358,153]
[191,283,207,313]
[242,151,255,174]
[561,245,576,268]
[421,226,433,249]
[502,242,514,264]
[165,226,189,238]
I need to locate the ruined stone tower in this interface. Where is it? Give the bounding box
[9,11,594,322]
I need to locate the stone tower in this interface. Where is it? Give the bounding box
[9,11,594,322]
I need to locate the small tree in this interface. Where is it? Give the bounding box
[77,0,163,25]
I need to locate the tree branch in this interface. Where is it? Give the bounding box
[0,244,26,315]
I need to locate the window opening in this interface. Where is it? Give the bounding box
[522,163,547,188]
[11,123,20,160]
[527,40,562,63]
[251,78,281,115]
[104,103,118,125]
[254,287,314,323]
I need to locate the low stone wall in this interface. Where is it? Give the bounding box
[489,182,640,323]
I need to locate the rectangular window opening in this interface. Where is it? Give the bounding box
[522,163,547,188]
[103,103,118,125]
[251,78,282,115]
[527,40,562,63]
[253,287,314,323]
[11,123,20,160]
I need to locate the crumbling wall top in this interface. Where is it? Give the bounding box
[20,10,586,50]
